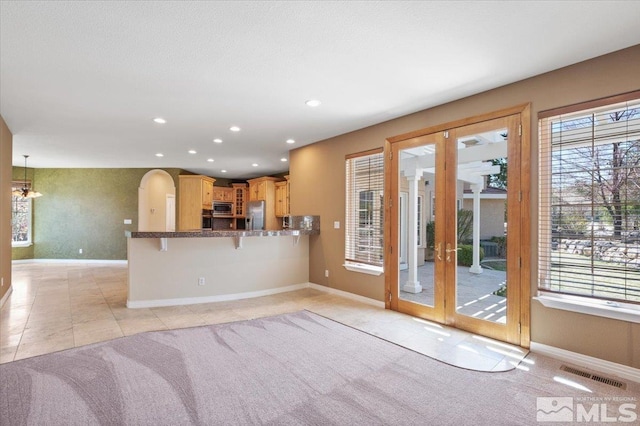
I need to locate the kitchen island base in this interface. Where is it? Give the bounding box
[127,234,311,308]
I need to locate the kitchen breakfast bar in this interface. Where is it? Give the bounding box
[125,216,319,308]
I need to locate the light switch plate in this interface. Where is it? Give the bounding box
[333,221,340,229]
[124,219,132,224]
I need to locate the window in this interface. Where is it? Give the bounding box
[345,148,384,274]
[538,92,640,312]
[12,182,33,247]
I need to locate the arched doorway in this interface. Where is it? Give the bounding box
[138,170,176,232]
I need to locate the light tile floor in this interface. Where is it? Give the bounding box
[1,262,526,371]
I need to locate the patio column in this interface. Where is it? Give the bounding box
[403,171,422,293]
[469,184,483,274]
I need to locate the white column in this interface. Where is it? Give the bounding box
[469,184,483,274]
[403,172,423,293]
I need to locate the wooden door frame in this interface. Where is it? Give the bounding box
[384,103,531,347]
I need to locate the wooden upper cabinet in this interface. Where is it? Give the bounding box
[275,177,290,217]
[212,187,233,202]
[247,176,280,201]
[202,179,214,208]
[178,175,216,231]
[232,183,248,217]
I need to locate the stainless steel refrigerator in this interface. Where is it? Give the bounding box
[245,200,265,230]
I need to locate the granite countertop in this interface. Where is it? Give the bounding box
[126,229,319,238]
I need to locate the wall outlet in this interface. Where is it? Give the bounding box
[325,269,329,278]
[79,248,83,254]
[198,277,205,286]
[124,219,132,224]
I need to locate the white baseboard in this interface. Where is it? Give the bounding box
[530,341,640,384]
[12,259,127,265]
[0,286,13,308]
[308,282,385,308]
[127,283,310,308]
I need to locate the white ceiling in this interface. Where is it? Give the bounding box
[2,1,640,179]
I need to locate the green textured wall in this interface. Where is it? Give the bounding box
[12,168,182,260]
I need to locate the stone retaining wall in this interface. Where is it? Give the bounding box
[555,239,640,269]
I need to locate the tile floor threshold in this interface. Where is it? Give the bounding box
[1,262,525,371]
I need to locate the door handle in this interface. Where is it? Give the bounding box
[436,242,442,261]
[445,243,459,263]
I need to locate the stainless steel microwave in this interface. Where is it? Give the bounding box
[212,202,233,216]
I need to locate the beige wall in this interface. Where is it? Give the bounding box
[290,45,640,367]
[0,116,11,303]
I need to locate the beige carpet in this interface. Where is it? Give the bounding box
[1,310,637,425]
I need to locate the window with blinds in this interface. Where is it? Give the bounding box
[345,149,384,269]
[11,181,33,246]
[538,92,640,305]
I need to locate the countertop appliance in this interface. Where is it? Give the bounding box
[245,200,265,230]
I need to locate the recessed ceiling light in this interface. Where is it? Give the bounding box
[230,126,241,132]
[153,117,166,124]
[155,153,164,157]
[286,139,295,144]
[221,170,227,173]
[305,99,321,107]
[213,138,223,143]
[252,163,259,167]
[207,158,214,162]
[281,158,287,162]
[188,150,197,154]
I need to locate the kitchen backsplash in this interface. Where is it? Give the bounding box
[287,215,320,231]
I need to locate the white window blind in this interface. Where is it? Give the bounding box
[538,92,640,304]
[345,149,384,267]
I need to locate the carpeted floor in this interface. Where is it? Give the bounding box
[1,310,638,425]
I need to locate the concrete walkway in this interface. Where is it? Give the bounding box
[399,262,508,323]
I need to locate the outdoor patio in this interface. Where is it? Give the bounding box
[399,261,508,323]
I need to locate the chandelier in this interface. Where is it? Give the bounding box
[12,155,42,198]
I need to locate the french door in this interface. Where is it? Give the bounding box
[385,106,530,346]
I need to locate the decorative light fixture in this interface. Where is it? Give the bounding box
[213,138,223,143]
[229,126,241,132]
[153,117,166,124]
[286,139,295,144]
[12,155,42,198]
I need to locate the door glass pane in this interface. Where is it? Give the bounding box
[454,129,509,323]
[398,143,436,307]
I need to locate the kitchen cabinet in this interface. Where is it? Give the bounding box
[247,176,282,230]
[202,179,214,208]
[275,175,290,217]
[232,183,248,217]
[212,187,233,202]
[178,175,216,231]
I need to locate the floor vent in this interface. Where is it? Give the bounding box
[560,365,626,390]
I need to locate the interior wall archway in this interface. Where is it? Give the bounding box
[138,169,176,232]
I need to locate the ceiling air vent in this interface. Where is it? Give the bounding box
[560,365,626,390]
